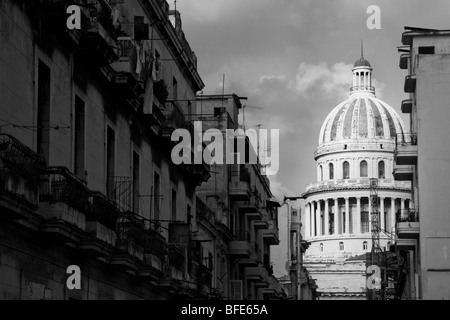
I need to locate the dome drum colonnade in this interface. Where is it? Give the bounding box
[302,55,412,256]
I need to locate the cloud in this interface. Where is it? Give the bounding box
[291,62,353,100]
[268,174,294,202]
[290,62,386,100]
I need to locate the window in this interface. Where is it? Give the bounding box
[320,243,324,252]
[153,172,160,221]
[74,96,85,180]
[187,204,192,224]
[319,165,323,181]
[132,151,140,214]
[37,61,51,164]
[343,161,350,179]
[214,107,225,117]
[363,241,368,250]
[360,160,368,177]
[171,189,177,221]
[329,163,334,180]
[106,126,115,197]
[361,211,369,233]
[339,242,344,251]
[329,213,335,234]
[378,161,385,179]
[418,46,435,54]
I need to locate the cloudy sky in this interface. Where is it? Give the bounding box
[175,0,450,276]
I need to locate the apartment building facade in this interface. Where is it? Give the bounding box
[0,0,215,299]
[393,27,450,300]
[195,94,286,300]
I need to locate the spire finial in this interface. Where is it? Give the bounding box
[361,39,364,58]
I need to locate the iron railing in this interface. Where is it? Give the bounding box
[397,209,419,222]
[0,133,46,183]
[163,100,185,128]
[115,211,146,247]
[39,166,90,213]
[87,191,120,230]
[395,132,418,147]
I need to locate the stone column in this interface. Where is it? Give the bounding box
[380,197,385,232]
[305,202,310,238]
[391,197,396,233]
[355,197,361,234]
[334,198,339,234]
[345,197,350,234]
[324,199,329,236]
[311,201,316,237]
[316,200,321,236]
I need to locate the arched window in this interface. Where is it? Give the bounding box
[378,161,385,179]
[320,243,323,252]
[339,242,344,251]
[343,161,350,179]
[360,160,368,177]
[319,165,323,181]
[363,241,368,250]
[329,163,334,180]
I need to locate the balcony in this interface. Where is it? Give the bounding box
[143,102,166,130]
[161,100,186,138]
[0,134,45,220]
[396,209,419,239]
[79,191,119,257]
[168,243,186,272]
[350,86,375,93]
[396,238,417,251]
[110,37,144,98]
[399,53,410,70]
[228,229,252,257]
[239,186,263,220]
[38,167,89,242]
[395,133,418,165]
[401,99,413,113]
[393,164,414,181]
[246,266,269,288]
[79,2,119,66]
[229,168,252,201]
[110,211,146,270]
[254,219,269,230]
[197,262,213,288]
[137,227,167,279]
[404,75,416,93]
[262,220,279,245]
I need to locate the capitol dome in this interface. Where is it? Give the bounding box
[315,55,406,159]
[318,95,405,145]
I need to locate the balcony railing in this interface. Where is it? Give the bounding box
[145,226,167,258]
[162,100,186,130]
[39,166,90,213]
[168,243,186,270]
[86,191,120,230]
[397,209,419,223]
[350,86,375,93]
[0,134,45,184]
[115,211,146,247]
[395,133,418,147]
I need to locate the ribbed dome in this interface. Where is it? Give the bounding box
[354,57,371,68]
[318,95,405,145]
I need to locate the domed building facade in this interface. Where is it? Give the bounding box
[302,55,412,300]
